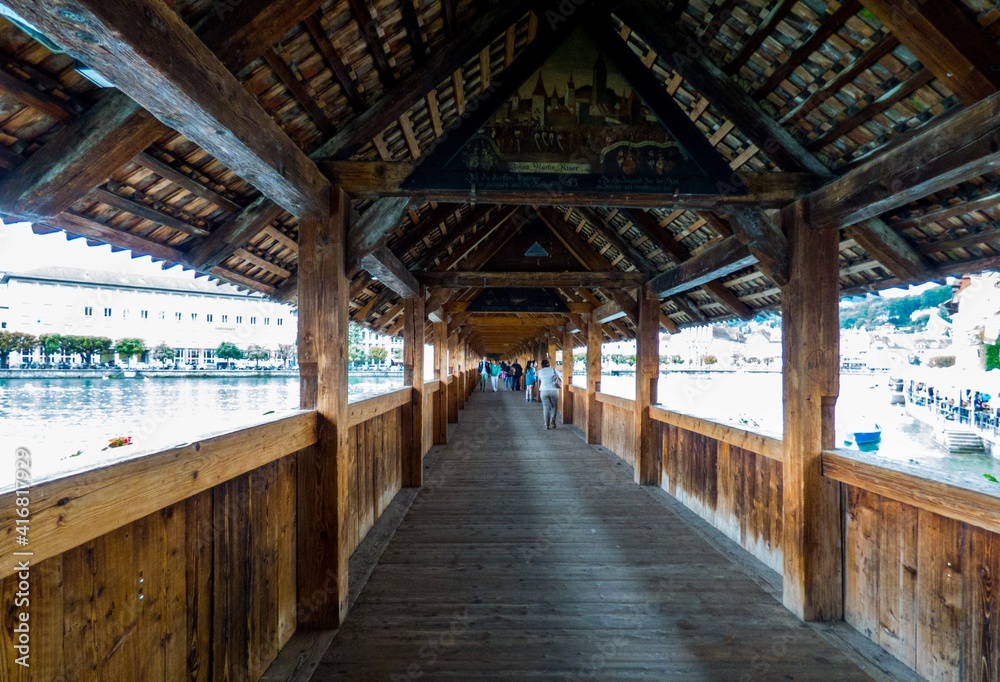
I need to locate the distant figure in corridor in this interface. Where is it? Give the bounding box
[538,359,562,429]
[478,359,489,391]
[512,360,523,391]
[524,361,537,402]
[490,360,501,392]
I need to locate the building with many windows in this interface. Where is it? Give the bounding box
[0,267,297,367]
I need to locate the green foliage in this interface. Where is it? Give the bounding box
[79,336,112,365]
[0,331,36,368]
[348,323,366,364]
[839,285,953,330]
[246,344,270,366]
[927,355,956,368]
[216,341,243,361]
[115,338,146,362]
[986,342,1000,372]
[671,355,684,365]
[152,344,176,365]
[369,346,388,363]
[38,333,62,360]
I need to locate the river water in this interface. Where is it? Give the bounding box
[1,371,997,488]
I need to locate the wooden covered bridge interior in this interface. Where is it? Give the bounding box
[1,0,1000,678]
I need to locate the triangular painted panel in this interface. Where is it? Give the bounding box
[405,27,739,196]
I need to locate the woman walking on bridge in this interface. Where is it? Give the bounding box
[538,359,562,429]
[524,361,536,402]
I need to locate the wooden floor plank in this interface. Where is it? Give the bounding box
[312,390,876,680]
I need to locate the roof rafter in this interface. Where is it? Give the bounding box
[8,0,330,217]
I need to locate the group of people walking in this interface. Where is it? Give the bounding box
[477,357,563,430]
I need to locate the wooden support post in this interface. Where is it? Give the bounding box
[434,321,448,445]
[402,293,425,487]
[448,333,459,424]
[585,321,603,445]
[562,327,575,425]
[635,296,661,485]
[547,334,558,370]
[781,201,843,621]
[457,342,466,411]
[296,187,349,629]
[533,340,543,401]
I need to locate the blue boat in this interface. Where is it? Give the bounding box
[847,424,882,445]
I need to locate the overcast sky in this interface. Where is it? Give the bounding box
[0,219,197,280]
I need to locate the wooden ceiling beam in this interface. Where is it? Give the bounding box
[325,161,816,206]
[424,207,523,272]
[346,197,412,273]
[313,1,533,159]
[187,197,285,269]
[418,272,647,289]
[615,1,830,176]
[197,0,323,71]
[262,47,337,137]
[304,13,365,111]
[780,34,898,125]
[41,212,186,264]
[916,225,1000,255]
[725,208,789,286]
[859,0,1000,106]
[133,152,242,214]
[90,186,209,238]
[645,237,758,299]
[573,207,656,274]
[359,246,421,299]
[724,0,798,76]
[231,248,292,279]
[806,89,1000,229]
[845,218,931,281]
[622,208,754,319]
[0,94,166,221]
[9,0,330,217]
[890,189,1000,232]
[538,207,614,272]
[752,0,861,98]
[347,0,398,86]
[399,0,429,62]
[806,67,935,152]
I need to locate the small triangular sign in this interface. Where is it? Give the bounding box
[524,242,549,257]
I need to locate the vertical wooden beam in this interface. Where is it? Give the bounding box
[434,321,449,444]
[447,332,459,424]
[562,327,575,426]
[635,295,660,486]
[457,341,467,411]
[547,334,558,372]
[781,200,843,622]
[296,187,349,629]
[403,293,425,487]
[585,321,603,445]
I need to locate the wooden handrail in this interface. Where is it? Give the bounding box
[348,387,412,426]
[568,384,585,394]
[425,380,441,392]
[650,406,783,461]
[0,410,317,579]
[595,392,635,410]
[823,448,1000,535]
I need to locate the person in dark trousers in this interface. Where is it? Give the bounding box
[512,360,523,392]
[478,359,489,391]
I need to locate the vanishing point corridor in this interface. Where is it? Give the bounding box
[314,390,877,680]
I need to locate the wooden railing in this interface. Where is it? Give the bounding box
[0,411,316,679]
[578,390,1000,681]
[0,379,457,680]
[596,392,636,469]
[823,448,1000,680]
[650,406,784,573]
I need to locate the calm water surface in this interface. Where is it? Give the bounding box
[2,371,998,487]
[0,374,401,486]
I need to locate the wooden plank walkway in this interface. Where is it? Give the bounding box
[312,389,877,680]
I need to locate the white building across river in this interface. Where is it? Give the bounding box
[0,267,297,367]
